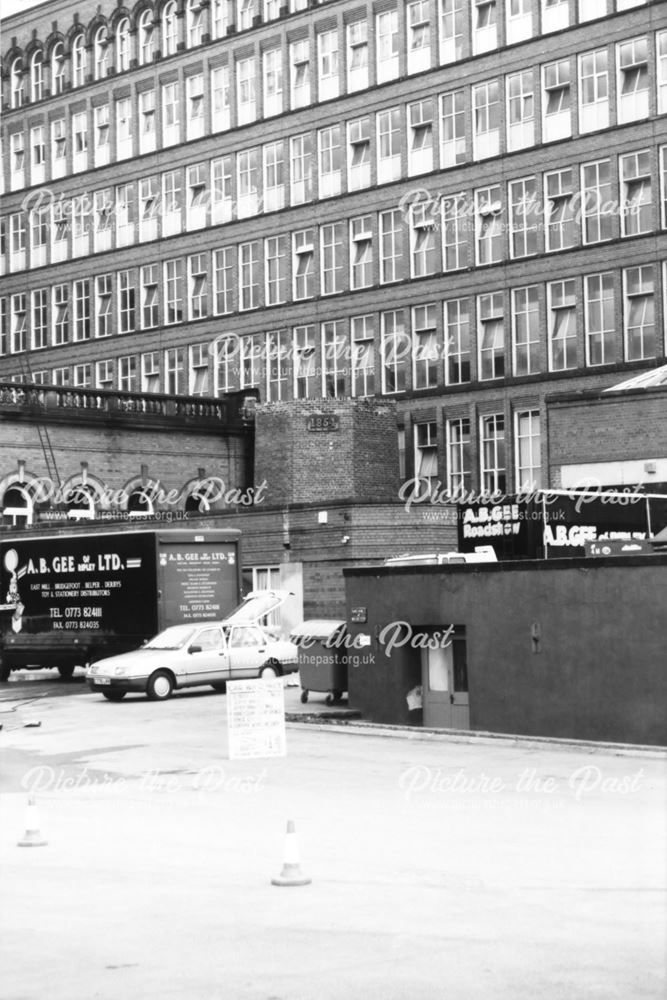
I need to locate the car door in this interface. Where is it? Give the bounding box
[182,626,228,686]
[227,625,269,679]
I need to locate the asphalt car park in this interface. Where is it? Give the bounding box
[1,685,665,1000]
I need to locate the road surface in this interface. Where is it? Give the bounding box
[1,678,665,1000]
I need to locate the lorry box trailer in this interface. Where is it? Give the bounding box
[0,528,241,680]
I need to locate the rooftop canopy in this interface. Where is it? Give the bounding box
[603,365,667,392]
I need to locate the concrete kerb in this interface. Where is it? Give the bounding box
[284,716,667,759]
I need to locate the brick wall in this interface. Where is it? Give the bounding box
[0,415,248,512]
[548,389,667,468]
[254,398,399,505]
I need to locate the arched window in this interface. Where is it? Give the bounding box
[72,34,86,87]
[116,17,130,72]
[2,486,33,527]
[163,0,178,56]
[94,26,109,79]
[10,58,24,108]
[51,41,65,94]
[127,490,153,517]
[66,483,96,520]
[184,479,219,513]
[211,0,228,39]
[30,50,43,102]
[138,9,155,65]
[187,0,203,47]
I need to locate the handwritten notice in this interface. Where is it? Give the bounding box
[226,679,287,760]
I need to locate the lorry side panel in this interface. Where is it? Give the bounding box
[0,533,159,668]
[157,536,241,629]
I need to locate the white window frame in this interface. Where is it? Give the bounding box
[347,20,368,93]
[473,0,498,56]
[293,229,315,301]
[619,150,652,237]
[616,37,649,125]
[376,10,399,83]
[440,0,465,64]
[480,413,506,495]
[407,0,432,75]
[318,30,339,100]
[623,265,655,361]
[290,40,310,109]
[318,126,342,198]
[262,141,285,212]
[377,108,402,184]
[477,291,505,381]
[515,411,541,492]
[263,49,283,118]
[584,271,615,367]
[237,57,257,125]
[578,48,609,133]
[350,216,373,290]
[542,60,571,143]
[511,285,540,375]
[186,74,205,140]
[547,278,578,371]
[473,81,500,161]
[475,186,504,265]
[440,90,466,168]
[95,274,113,339]
[506,70,534,152]
[408,99,434,176]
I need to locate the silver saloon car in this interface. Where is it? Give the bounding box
[87,621,298,701]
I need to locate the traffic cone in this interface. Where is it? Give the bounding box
[17,796,47,848]
[271,820,311,887]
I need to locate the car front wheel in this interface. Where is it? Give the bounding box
[146,670,174,701]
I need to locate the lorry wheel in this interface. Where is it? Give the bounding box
[102,690,126,702]
[260,661,281,680]
[0,665,10,683]
[300,690,308,704]
[147,670,174,701]
[57,664,75,681]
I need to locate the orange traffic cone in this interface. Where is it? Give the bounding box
[17,796,47,848]
[271,820,311,887]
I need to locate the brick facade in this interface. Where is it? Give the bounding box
[547,383,667,489]
[2,0,666,499]
[254,398,399,504]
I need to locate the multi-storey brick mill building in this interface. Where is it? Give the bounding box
[1,0,666,615]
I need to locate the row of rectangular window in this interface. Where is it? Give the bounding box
[409,409,542,496]
[2,262,665,393]
[7,0,653,113]
[3,146,666,299]
[5,29,666,195]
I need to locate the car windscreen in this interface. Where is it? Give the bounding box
[144,625,198,649]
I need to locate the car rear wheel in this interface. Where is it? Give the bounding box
[260,661,281,680]
[147,670,174,701]
[102,690,126,702]
[211,682,227,693]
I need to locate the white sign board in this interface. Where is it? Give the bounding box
[226,679,287,760]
